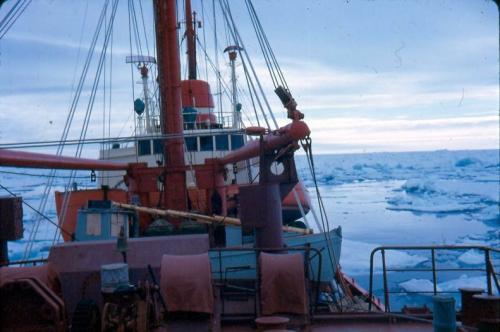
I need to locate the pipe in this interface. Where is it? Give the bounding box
[154,0,187,212]
[0,149,129,170]
[216,121,310,166]
[112,202,312,235]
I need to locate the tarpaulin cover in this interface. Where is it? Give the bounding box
[0,263,61,294]
[260,252,308,315]
[160,253,214,314]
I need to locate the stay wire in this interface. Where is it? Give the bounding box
[0,0,31,40]
[200,0,210,82]
[212,0,223,120]
[0,0,21,30]
[244,0,278,88]
[302,137,350,309]
[246,0,288,91]
[55,0,120,247]
[218,0,278,128]
[23,0,112,262]
[137,0,150,57]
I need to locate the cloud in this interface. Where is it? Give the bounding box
[6,33,131,57]
[305,114,499,153]
[0,2,497,155]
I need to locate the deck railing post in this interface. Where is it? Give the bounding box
[381,249,390,312]
[218,249,222,280]
[368,248,377,311]
[485,249,492,295]
[431,248,437,295]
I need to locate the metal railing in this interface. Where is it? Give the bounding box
[368,245,500,312]
[1,257,48,267]
[209,246,323,318]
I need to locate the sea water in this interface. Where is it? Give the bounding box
[1,149,498,309]
[296,149,499,309]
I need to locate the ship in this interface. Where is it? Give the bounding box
[0,1,499,331]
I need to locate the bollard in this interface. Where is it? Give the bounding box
[459,287,484,327]
[472,294,500,332]
[433,296,456,332]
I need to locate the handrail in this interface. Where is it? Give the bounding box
[209,246,323,317]
[0,258,48,267]
[368,245,500,312]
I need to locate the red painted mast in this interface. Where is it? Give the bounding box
[185,0,197,80]
[153,0,187,214]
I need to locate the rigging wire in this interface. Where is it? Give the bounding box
[218,0,278,128]
[0,0,31,40]
[301,137,351,309]
[51,0,120,248]
[212,0,224,121]
[245,0,289,91]
[244,0,278,89]
[199,0,210,82]
[130,0,144,57]
[0,1,22,35]
[22,0,113,263]
[58,0,116,245]
[219,0,343,304]
[108,11,114,150]
[137,0,151,57]
[240,67,260,127]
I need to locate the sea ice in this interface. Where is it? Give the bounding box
[458,249,485,265]
[439,275,489,293]
[399,278,441,294]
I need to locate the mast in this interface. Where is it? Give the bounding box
[185,0,197,80]
[224,45,243,129]
[140,65,152,133]
[153,0,187,215]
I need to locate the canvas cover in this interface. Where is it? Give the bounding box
[260,252,308,315]
[160,253,214,314]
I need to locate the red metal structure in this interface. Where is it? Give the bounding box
[185,0,197,80]
[154,0,188,214]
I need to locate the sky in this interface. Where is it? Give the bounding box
[0,0,498,155]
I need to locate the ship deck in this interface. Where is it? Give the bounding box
[220,322,434,331]
[216,313,442,331]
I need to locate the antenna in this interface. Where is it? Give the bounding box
[126,55,158,135]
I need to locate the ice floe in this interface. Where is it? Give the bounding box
[399,274,492,295]
[458,249,485,265]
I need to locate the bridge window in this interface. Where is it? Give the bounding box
[200,136,214,151]
[215,135,229,151]
[185,137,198,152]
[153,139,163,154]
[138,139,151,156]
[231,134,244,150]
